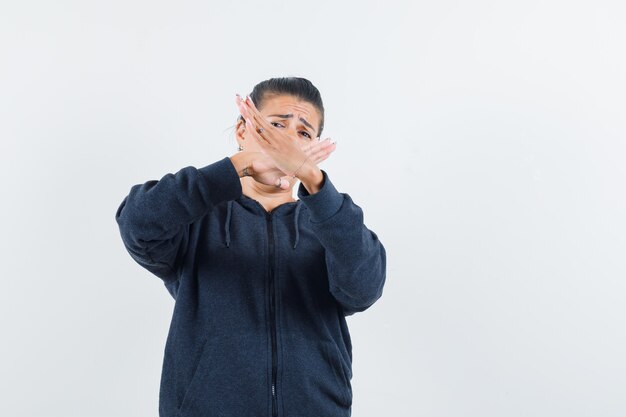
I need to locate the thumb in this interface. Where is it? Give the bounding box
[276,175,294,190]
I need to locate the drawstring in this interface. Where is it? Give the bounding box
[225,200,233,248]
[293,201,302,249]
[224,199,302,249]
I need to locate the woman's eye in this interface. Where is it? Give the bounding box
[270,122,310,139]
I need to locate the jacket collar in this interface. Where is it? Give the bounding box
[224,195,304,249]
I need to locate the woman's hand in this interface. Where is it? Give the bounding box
[243,151,293,190]
[235,94,336,187]
[233,141,336,189]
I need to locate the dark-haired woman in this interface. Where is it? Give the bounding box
[115,77,387,417]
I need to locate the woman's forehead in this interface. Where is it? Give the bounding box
[261,95,320,123]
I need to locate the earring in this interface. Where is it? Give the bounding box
[238,144,244,151]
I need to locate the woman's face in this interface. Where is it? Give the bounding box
[237,94,322,152]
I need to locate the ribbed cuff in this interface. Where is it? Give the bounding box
[297,170,344,222]
[197,156,242,205]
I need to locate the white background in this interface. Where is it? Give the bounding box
[1,1,625,416]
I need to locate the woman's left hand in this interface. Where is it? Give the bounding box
[236,94,324,180]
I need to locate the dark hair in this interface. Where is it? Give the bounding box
[237,77,325,138]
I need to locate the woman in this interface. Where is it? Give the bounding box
[115,77,387,417]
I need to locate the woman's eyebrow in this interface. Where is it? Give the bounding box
[268,114,315,133]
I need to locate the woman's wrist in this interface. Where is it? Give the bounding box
[297,163,324,195]
[229,153,254,178]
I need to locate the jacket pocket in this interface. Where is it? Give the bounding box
[281,336,353,414]
[176,337,214,415]
[328,342,352,406]
[174,334,268,417]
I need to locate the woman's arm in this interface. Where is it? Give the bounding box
[115,157,242,284]
[297,170,387,316]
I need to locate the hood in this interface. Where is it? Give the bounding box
[224,195,304,249]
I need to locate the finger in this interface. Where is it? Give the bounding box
[235,93,245,109]
[235,94,249,119]
[305,137,333,150]
[308,141,337,164]
[243,96,275,134]
[245,95,263,115]
[236,95,256,121]
[304,138,335,157]
[245,117,271,146]
[313,148,332,164]
[275,176,292,190]
[244,109,274,144]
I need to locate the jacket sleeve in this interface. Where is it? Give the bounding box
[297,170,387,316]
[115,156,242,284]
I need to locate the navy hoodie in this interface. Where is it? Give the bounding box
[115,156,387,417]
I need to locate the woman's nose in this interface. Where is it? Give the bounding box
[287,126,299,138]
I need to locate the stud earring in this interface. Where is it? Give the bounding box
[238,144,244,151]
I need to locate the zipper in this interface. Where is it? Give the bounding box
[266,211,278,417]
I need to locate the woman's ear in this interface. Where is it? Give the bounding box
[235,118,248,152]
[236,118,246,140]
